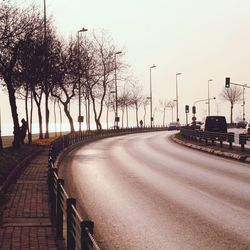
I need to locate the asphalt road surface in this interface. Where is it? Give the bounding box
[63,131,250,250]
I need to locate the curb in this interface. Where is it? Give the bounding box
[171,134,250,164]
[0,146,42,195]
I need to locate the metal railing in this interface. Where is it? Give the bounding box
[48,126,168,249]
[180,127,249,151]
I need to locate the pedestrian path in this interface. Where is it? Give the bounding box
[0,148,62,249]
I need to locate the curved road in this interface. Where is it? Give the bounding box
[63,131,250,250]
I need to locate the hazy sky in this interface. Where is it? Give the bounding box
[1,0,250,133]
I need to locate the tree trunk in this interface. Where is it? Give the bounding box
[33,90,43,139]
[58,101,62,136]
[143,105,146,126]
[25,86,30,144]
[230,104,233,124]
[122,107,125,128]
[163,108,166,126]
[135,103,139,127]
[90,93,101,130]
[5,76,20,148]
[63,103,74,132]
[29,91,33,144]
[54,99,57,137]
[45,92,49,138]
[106,105,109,130]
[126,105,129,128]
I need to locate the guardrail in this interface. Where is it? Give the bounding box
[48,158,99,250]
[180,128,232,147]
[180,128,249,151]
[48,126,168,249]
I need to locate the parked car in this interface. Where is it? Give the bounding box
[168,122,181,130]
[203,116,227,133]
[236,120,248,129]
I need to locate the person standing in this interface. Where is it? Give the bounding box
[140,120,143,128]
[20,118,28,144]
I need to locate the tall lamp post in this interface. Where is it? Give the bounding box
[114,51,122,128]
[207,79,213,116]
[150,65,156,127]
[77,27,88,132]
[176,73,182,122]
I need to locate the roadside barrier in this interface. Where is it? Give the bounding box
[48,126,168,249]
[180,128,234,149]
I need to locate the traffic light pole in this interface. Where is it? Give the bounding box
[225,78,250,121]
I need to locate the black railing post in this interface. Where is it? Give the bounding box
[81,220,94,250]
[227,132,234,149]
[56,179,64,239]
[51,168,58,220]
[67,198,76,250]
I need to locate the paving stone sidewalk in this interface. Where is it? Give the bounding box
[0,148,63,250]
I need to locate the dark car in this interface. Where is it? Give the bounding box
[236,121,247,129]
[168,122,181,130]
[204,116,227,133]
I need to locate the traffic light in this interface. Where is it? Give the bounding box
[192,106,196,114]
[225,77,230,88]
[185,105,189,113]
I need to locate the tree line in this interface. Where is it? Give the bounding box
[0,1,151,148]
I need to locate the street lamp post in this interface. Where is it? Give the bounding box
[208,79,213,116]
[150,65,156,128]
[77,27,88,132]
[114,51,122,128]
[243,86,246,121]
[176,73,182,122]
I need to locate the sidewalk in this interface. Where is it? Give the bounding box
[0,147,63,249]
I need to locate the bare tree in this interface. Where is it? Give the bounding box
[87,32,123,130]
[221,87,242,124]
[0,2,41,147]
[130,83,144,127]
[167,101,176,122]
[159,99,171,126]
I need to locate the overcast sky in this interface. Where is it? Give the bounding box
[1,0,250,134]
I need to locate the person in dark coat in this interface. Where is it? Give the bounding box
[20,118,28,144]
[140,120,143,128]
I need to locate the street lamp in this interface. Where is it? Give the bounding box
[207,79,213,116]
[176,73,182,122]
[150,65,156,127]
[77,27,88,132]
[114,51,122,128]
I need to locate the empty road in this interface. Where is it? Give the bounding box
[62,131,250,250]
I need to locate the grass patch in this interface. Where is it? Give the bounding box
[33,136,60,146]
[0,145,37,185]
